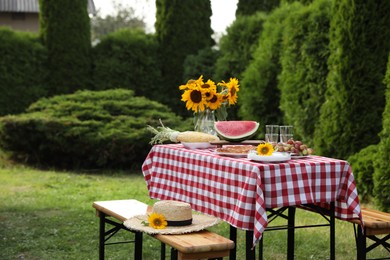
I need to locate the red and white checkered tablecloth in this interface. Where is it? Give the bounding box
[141,144,363,246]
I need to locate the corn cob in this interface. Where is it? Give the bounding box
[147,120,219,144]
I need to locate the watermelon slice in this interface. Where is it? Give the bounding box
[214,121,259,142]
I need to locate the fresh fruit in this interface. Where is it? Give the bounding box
[214,121,260,142]
[274,138,314,156]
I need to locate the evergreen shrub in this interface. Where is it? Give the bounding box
[183,47,219,83]
[278,0,331,145]
[156,0,214,116]
[313,0,390,159]
[214,11,268,82]
[93,29,162,102]
[39,0,92,95]
[374,54,390,211]
[239,3,303,130]
[0,27,47,116]
[236,0,280,16]
[0,89,185,170]
[348,145,377,202]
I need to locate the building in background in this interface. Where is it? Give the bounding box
[0,0,96,32]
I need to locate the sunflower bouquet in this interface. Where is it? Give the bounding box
[179,75,239,121]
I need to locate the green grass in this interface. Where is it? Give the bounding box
[0,164,389,259]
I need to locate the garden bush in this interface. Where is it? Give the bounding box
[39,0,92,95]
[0,27,47,116]
[182,47,219,84]
[239,2,303,130]
[348,145,377,202]
[373,53,390,211]
[313,0,390,159]
[214,11,268,83]
[0,89,187,170]
[93,29,162,103]
[156,0,214,116]
[278,0,331,145]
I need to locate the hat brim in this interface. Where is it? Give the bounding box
[124,213,220,235]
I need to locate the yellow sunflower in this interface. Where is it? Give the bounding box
[181,88,207,112]
[226,77,239,105]
[257,143,274,156]
[207,92,223,110]
[148,212,168,229]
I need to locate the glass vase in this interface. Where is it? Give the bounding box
[194,108,216,136]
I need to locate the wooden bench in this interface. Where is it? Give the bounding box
[348,208,390,260]
[93,199,234,260]
[93,199,148,260]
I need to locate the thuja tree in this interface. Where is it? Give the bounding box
[39,0,92,96]
[213,12,268,120]
[239,2,303,130]
[214,12,268,82]
[278,0,331,145]
[374,53,390,211]
[155,0,214,116]
[236,0,280,16]
[313,0,390,159]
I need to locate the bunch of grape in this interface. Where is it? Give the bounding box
[273,139,314,156]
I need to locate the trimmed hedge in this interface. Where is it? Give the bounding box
[0,89,187,170]
[93,29,162,102]
[0,27,48,116]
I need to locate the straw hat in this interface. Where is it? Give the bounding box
[124,200,220,235]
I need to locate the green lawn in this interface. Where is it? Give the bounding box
[0,164,388,259]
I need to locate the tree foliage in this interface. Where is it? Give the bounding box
[313,0,390,159]
[236,0,280,16]
[183,47,219,83]
[92,29,161,102]
[214,12,268,82]
[0,89,186,170]
[155,0,214,116]
[278,0,331,145]
[91,2,146,41]
[239,3,303,131]
[0,27,47,116]
[39,0,92,95]
[374,53,390,211]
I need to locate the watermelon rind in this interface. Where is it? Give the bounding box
[214,121,259,142]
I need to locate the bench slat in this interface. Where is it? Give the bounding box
[361,208,390,221]
[155,230,234,254]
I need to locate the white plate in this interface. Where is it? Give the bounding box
[181,142,215,149]
[291,155,310,159]
[247,151,291,162]
[214,151,248,158]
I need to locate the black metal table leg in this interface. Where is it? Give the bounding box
[229,225,237,260]
[246,230,255,260]
[287,207,296,260]
[258,236,264,260]
[99,212,106,260]
[355,224,366,260]
[330,202,335,260]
